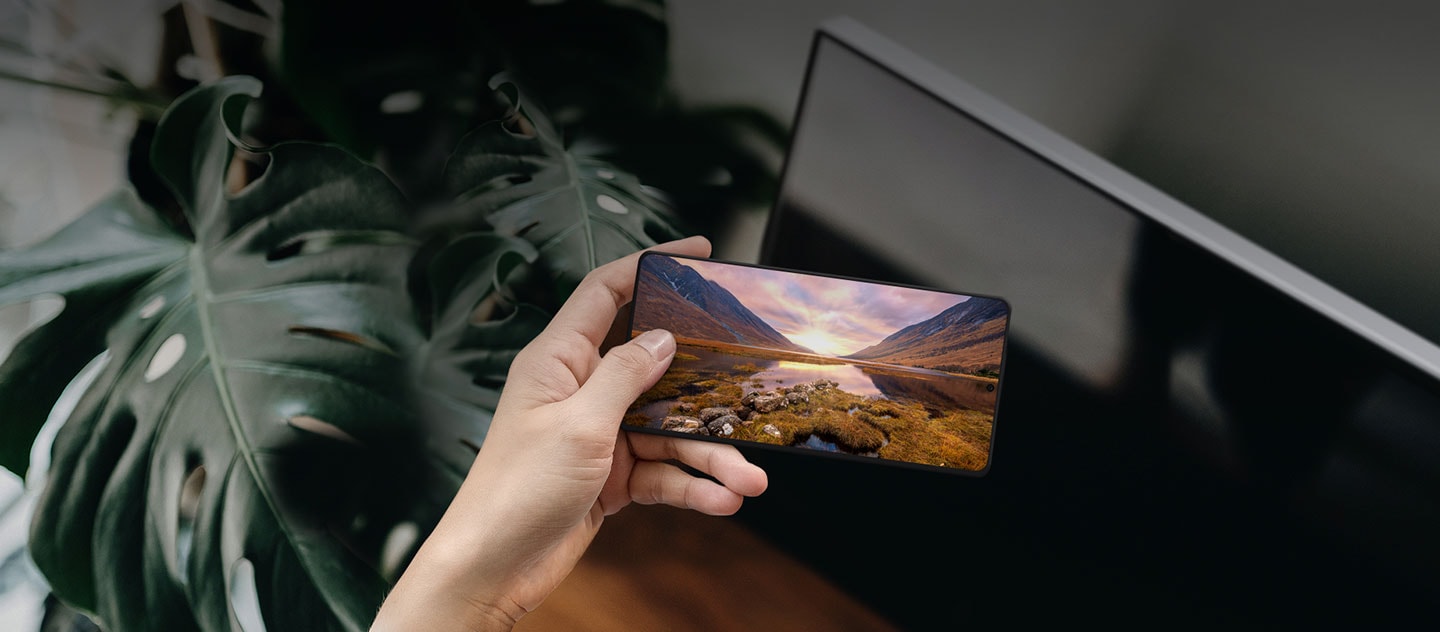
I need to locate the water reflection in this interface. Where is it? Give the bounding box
[666,345,997,412]
[764,360,880,396]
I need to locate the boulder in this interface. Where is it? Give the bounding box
[741,392,759,408]
[762,424,782,438]
[661,416,703,432]
[698,407,733,423]
[785,391,809,405]
[706,417,736,436]
[676,402,696,413]
[753,393,787,413]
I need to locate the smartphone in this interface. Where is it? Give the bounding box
[623,252,1010,475]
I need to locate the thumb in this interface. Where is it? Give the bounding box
[571,329,676,425]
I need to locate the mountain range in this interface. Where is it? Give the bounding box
[634,255,813,353]
[845,298,1008,374]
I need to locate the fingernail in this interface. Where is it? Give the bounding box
[634,329,675,359]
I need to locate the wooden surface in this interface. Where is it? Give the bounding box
[514,505,898,631]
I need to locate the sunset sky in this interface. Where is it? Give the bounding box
[676,259,968,356]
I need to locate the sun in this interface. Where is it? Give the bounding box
[786,329,850,357]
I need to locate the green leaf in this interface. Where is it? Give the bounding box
[427,81,683,304]
[414,232,550,478]
[0,190,186,478]
[14,77,425,631]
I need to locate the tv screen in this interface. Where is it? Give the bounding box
[746,17,1440,628]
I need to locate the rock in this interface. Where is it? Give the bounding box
[741,392,759,408]
[707,417,735,436]
[762,424,782,438]
[676,402,696,413]
[795,382,815,393]
[785,391,809,405]
[740,409,758,421]
[661,416,703,432]
[698,407,733,423]
[753,393,787,413]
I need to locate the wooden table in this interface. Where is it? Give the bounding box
[515,504,898,631]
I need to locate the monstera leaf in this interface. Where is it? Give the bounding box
[2,77,428,630]
[413,233,550,477]
[428,81,683,304]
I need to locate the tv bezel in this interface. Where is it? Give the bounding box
[759,16,1440,385]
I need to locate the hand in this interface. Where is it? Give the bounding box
[372,236,769,631]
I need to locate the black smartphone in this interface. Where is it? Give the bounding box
[623,251,1011,475]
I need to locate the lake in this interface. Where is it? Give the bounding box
[643,345,997,417]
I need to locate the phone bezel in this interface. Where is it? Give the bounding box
[622,250,1011,477]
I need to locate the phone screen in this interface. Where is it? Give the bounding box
[623,252,1010,474]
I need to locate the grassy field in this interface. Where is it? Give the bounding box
[625,344,993,471]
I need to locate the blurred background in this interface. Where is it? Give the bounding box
[3,0,1437,629]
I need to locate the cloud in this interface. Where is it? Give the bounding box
[677,259,967,355]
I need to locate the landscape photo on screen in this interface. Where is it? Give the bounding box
[625,254,1009,471]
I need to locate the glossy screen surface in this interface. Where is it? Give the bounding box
[624,252,1010,474]
[745,31,1440,628]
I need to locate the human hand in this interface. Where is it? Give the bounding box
[372,236,768,631]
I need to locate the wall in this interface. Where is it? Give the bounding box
[670,0,1440,337]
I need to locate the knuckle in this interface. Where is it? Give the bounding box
[607,343,654,376]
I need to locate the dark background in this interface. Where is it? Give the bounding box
[738,11,1440,628]
[4,1,1439,629]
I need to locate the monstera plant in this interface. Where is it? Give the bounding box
[0,1,779,629]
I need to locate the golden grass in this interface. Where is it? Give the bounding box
[629,343,993,471]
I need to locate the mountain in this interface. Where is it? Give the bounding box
[844,298,1008,374]
[633,255,813,353]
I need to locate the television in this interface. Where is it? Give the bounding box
[741,16,1440,627]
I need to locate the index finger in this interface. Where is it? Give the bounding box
[545,236,712,349]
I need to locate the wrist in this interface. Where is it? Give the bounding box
[372,559,525,632]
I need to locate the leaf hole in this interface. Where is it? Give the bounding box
[28,351,110,484]
[596,194,628,215]
[176,465,206,582]
[514,221,541,238]
[703,167,734,187]
[459,438,483,454]
[227,152,273,200]
[0,295,63,363]
[265,238,306,262]
[139,295,166,319]
[380,521,420,581]
[379,90,424,114]
[144,334,187,382]
[286,415,361,446]
[507,174,533,186]
[229,558,267,632]
[469,294,517,324]
[287,326,396,355]
[502,111,536,138]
